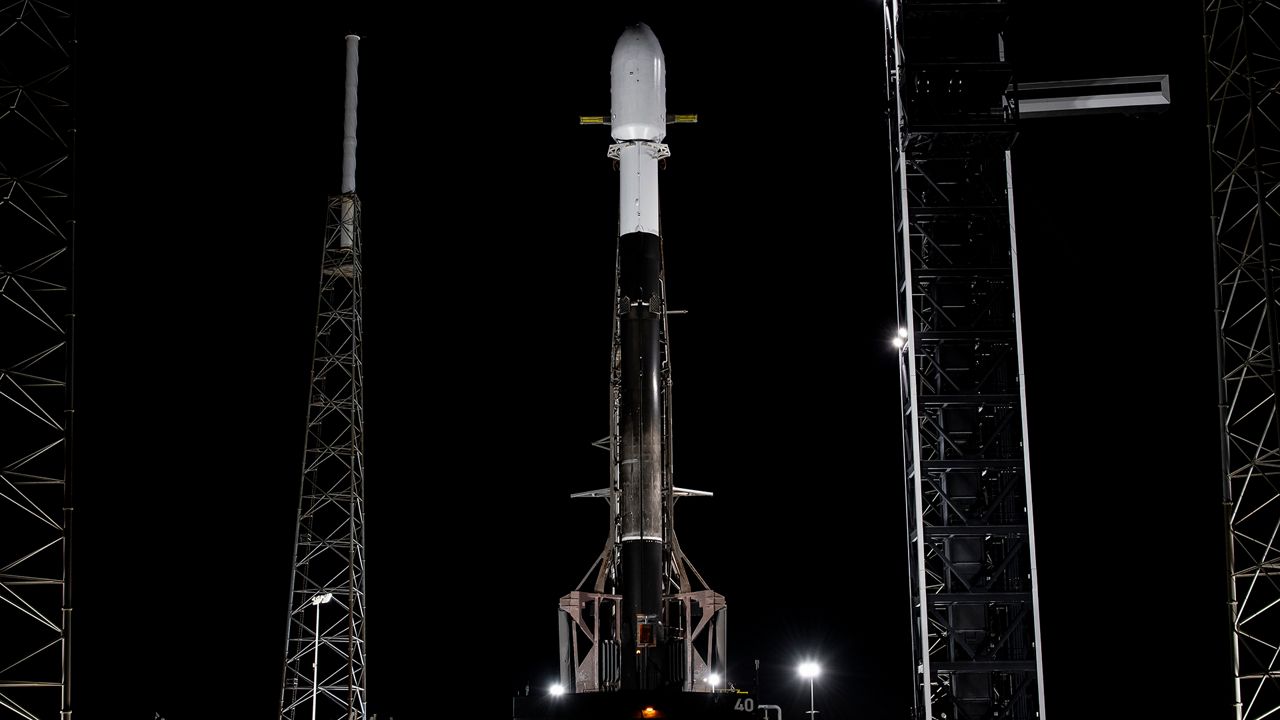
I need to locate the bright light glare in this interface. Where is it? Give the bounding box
[707,673,721,687]
[798,661,821,679]
[550,684,565,696]
[642,707,658,719]
[892,337,905,348]
[898,327,909,338]
[312,592,333,605]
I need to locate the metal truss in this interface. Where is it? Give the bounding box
[0,2,74,718]
[1206,2,1280,718]
[885,2,1045,718]
[279,195,366,720]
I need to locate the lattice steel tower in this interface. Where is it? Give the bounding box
[279,35,367,720]
[0,2,75,718]
[1206,2,1280,718]
[884,2,1046,717]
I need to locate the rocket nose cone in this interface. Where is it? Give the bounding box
[613,23,664,62]
[610,22,667,142]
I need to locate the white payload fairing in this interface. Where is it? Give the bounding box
[610,24,667,236]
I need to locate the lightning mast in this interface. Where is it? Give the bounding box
[279,35,367,720]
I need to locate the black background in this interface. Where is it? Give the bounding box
[64,3,1217,718]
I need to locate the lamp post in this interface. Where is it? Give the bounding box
[311,592,333,720]
[798,661,820,719]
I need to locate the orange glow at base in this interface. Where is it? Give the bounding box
[641,708,658,719]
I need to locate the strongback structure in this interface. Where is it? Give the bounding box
[0,3,75,718]
[884,2,1046,718]
[1206,2,1280,718]
[279,36,367,720]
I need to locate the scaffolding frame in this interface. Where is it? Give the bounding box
[0,3,75,718]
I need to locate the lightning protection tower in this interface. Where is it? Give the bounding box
[278,35,367,720]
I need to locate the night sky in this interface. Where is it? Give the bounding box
[63,3,1216,718]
